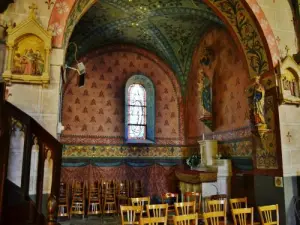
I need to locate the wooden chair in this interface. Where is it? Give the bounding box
[140,217,168,225]
[210,195,227,201]
[87,180,101,216]
[116,180,130,211]
[161,193,179,224]
[173,213,198,225]
[207,199,227,222]
[70,180,85,219]
[146,204,168,218]
[232,208,254,225]
[184,192,202,214]
[102,180,117,214]
[230,197,248,209]
[258,204,279,225]
[131,180,143,197]
[120,205,143,225]
[131,196,150,215]
[174,201,196,216]
[203,211,227,225]
[58,182,69,218]
[161,192,179,212]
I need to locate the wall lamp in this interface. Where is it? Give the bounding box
[62,42,86,87]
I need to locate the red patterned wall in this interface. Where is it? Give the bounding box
[61,46,184,145]
[187,28,251,144]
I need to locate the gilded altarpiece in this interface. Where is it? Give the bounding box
[2,5,52,87]
[277,56,300,105]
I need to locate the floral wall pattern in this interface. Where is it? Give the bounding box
[187,28,251,146]
[61,45,184,145]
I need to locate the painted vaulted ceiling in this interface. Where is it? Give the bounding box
[67,0,223,90]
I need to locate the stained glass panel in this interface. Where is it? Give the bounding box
[128,84,146,139]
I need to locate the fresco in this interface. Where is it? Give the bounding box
[61,46,184,145]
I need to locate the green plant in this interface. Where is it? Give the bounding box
[186,154,201,168]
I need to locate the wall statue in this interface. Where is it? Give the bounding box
[247,76,268,132]
[199,68,213,130]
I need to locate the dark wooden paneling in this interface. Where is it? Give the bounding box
[1,100,62,225]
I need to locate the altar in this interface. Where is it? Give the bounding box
[175,159,232,198]
[175,139,232,209]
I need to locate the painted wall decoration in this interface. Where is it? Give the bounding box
[48,0,278,87]
[187,28,251,144]
[255,95,278,169]
[64,0,223,93]
[2,4,52,87]
[207,0,269,77]
[218,139,253,158]
[61,45,184,145]
[62,145,194,158]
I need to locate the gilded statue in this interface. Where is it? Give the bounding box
[248,76,268,131]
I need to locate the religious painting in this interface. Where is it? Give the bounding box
[29,134,40,203]
[278,56,300,105]
[2,4,51,87]
[43,145,53,194]
[7,117,26,187]
[12,35,45,76]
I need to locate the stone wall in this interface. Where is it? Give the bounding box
[257,0,298,56]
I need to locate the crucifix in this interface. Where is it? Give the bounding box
[286,132,292,143]
[29,3,38,17]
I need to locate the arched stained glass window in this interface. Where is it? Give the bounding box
[125,75,155,144]
[128,84,147,139]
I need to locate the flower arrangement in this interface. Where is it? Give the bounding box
[186,154,201,168]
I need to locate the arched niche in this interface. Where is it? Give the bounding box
[278,56,300,105]
[2,4,52,88]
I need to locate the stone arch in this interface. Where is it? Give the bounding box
[48,0,279,77]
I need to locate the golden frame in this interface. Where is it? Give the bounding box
[2,4,52,88]
[277,56,300,105]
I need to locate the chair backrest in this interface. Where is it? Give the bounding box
[210,194,227,200]
[131,180,143,197]
[140,217,167,225]
[184,192,201,213]
[203,211,227,225]
[161,192,179,206]
[131,196,151,206]
[147,204,168,218]
[258,204,279,225]
[232,207,254,225]
[120,205,143,225]
[59,182,68,200]
[117,180,130,196]
[207,199,227,212]
[174,201,196,215]
[230,197,248,209]
[173,213,198,225]
[207,199,227,222]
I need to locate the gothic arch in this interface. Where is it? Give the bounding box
[48,0,279,77]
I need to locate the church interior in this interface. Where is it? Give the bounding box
[1,0,300,225]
